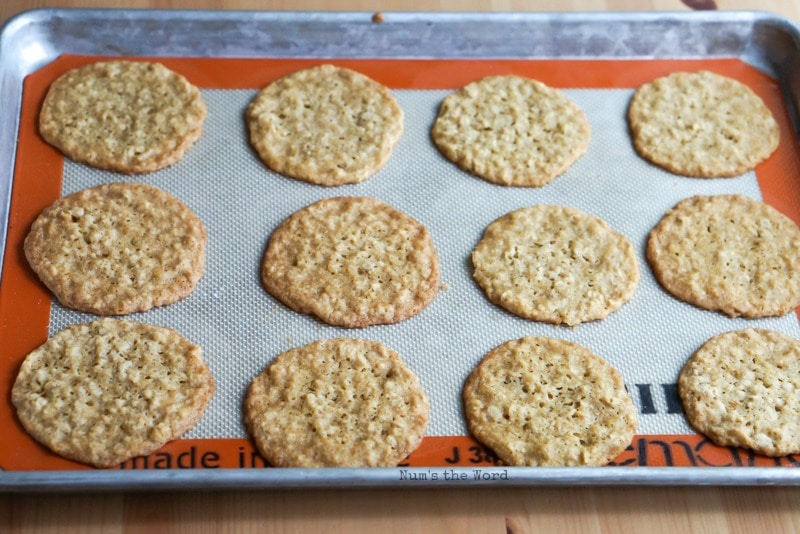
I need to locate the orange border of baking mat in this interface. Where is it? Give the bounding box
[2,56,799,471]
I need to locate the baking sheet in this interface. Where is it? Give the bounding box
[3,9,800,490]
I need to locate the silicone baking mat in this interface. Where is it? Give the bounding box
[2,55,800,473]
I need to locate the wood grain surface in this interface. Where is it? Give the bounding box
[2,1,800,533]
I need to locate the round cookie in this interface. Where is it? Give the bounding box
[628,70,779,177]
[244,338,430,467]
[431,75,591,187]
[647,194,800,318]
[472,205,639,326]
[246,64,404,186]
[24,183,207,316]
[261,196,440,328]
[463,336,637,466]
[11,318,215,468]
[39,60,206,174]
[679,329,800,457]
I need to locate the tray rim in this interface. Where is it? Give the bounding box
[2,8,800,490]
[3,465,800,493]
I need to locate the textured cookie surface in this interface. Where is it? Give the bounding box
[647,195,800,318]
[472,205,638,325]
[261,197,440,327]
[463,336,637,466]
[244,338,430,467]
[431,75,591,187]
[246,64,404,186]
[24,183,207,315]
[628,70,779,177]
[679,329,800,457]
[11,318,215,468]
[39,60,206,173]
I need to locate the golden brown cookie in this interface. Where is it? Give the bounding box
[472,205,639,325]
[628,70,779,177]
[261,197,440,328]
[244,338,430,467]
[463,336,637,466]
[11,318,215,468]
[24,183,207,316]
[39,60,206,174]
[431,75,591,187]
[246,64,404,186]
[679,328,800,457]
[647,195,800,318]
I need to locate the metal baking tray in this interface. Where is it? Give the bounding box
[2,8,800,491]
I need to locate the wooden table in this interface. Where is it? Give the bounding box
[2,1,800,532]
